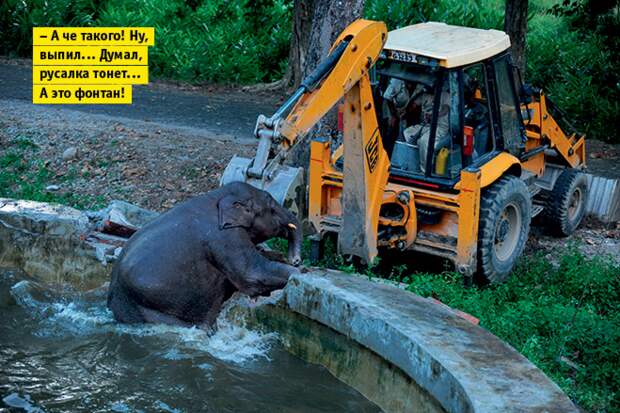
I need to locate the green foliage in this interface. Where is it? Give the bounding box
[0,0,291,84]
[404,251,620,412]
[95,0,291,83]
[365,0,504,31]
[1,0,617,141]
[0,136,104,209]
[526,13,619,141]
[0,0,98,55]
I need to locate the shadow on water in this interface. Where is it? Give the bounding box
[0,269,380,413]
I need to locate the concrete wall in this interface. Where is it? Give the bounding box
[0,198,156,289]
[229,297,446,413]
[270,270,579,413]
[0,198,579,413]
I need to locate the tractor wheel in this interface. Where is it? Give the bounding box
[476,175,531,284]
[544,169,588,237]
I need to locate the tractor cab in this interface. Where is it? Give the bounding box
[370,23,524,189]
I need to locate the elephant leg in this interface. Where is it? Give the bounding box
[139,306,194,327]
[109,281,197,327]
[108,286,147,324]
[212,243,298,297]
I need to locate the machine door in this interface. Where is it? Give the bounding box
[493,54,525,156]
[462,63,495,165]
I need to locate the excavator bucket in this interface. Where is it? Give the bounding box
[220,155,304,217]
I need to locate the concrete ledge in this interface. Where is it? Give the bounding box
[281,270,578,413]
[0,198,156,289]
[230,298,445,413]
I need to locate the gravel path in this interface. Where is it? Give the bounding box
[0,60,280,141]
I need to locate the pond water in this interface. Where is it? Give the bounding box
[0,270,380,412]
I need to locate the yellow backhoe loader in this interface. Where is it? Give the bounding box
[221,20,588,284]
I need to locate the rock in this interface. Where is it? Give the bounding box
[62,146,78,161]
[88,200,159,228]
[0,198,106,288]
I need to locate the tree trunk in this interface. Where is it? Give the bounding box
[286,0,365,89]
[285,0,315,90]
[284,0,365,223]
[504,0,529,74]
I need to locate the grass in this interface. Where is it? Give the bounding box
[403,251,619,412]
[0,136,105,210]
[267,236,620,412]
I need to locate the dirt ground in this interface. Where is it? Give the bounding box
[586,139,620,180]
[0,99,255,211]
[0,58,618,264]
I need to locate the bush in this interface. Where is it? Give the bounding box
[0,0,98,54]
[526,13,619,141]
[1,0,618,141]
[0,0,291,84]
[95,0,291,83]
[365,0,504,31]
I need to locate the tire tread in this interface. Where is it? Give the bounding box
[544,169,588,237]
[476,175,531,284]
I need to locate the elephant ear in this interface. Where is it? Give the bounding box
[218,194,255,229]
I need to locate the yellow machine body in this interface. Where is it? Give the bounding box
[222,19,587,278]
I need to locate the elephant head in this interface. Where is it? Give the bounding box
[217,182,302,266]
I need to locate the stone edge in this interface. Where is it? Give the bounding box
[281,270,579,413]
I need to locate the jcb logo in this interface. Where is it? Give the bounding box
[365,129,380,173]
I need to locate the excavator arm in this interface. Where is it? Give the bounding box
[247,19,387,177]
[221,19,389,262]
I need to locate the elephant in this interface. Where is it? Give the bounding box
[106,182,302,327]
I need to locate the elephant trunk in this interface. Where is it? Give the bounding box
[285,221,302,267]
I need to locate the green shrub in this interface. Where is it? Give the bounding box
[0,0,99,55]
[526,12,619,140]
[95,0,291,83]
[365,0,504,30]
[0,0,291,84]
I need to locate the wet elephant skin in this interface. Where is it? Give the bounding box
[107,182,302,327]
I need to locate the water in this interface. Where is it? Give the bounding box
[0,270,380,412]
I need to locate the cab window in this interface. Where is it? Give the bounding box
[462,63,493,161]
[375,60,460,180]
[494,56,523,155]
